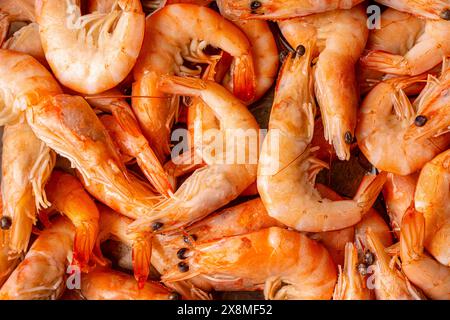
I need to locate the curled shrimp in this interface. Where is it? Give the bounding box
[132,3,256,160]
[0,217,74,300]
[35,0,145,94]
[414,149,450,266]
[355,75,450,175]
[333,242,374,300]
[1,120,55,254]
[405,62,450,142]
[258,47,386,232]
[400,208,450,300]
[95,205,152,288]
[1,23,46,66]
[162,227,337,300]
[0,0,35,45]
[279,5,368,160]
[358,8,425,94]
[383,173,418,236]
[24,91,160,220]
[365,228,425,300]
[216,0,364,20]
[374,0,450,20]
[79,268,175,300]
[88,89,173,197]
[44,171,99,268]
[129,76,260,233]
[361,18,450,76]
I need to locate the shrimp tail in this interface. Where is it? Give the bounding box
[361,50,410,75]
[73,221,98,269]
[131,234,152,289]
[400,207,425,264]
[354,171,388,213]
[158,75,207,96]
[232,54,256,102]
[136,151,174,198]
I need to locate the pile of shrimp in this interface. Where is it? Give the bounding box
[0,0,448,300]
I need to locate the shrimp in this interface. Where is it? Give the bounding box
[0,233,19,287]
[414,149,450,266]
[355,75,450,175]
[132,3,256,160]
[216,0,364,20]
[24,92,160,221]
[279,5,368,160]
[361,19,450,76]
[374,0,450,20]
[400,208,450,300]
[383,173,418,236]
[0,0,35,45]
[404,62,450,142]
[162,227,337,300]
[333,243,374,300]
[365,228,425,300]
[0,49,61,125]
[1,120,55,254]
[35,0,145,94]
[1,23,46,66]
[79,268,176,300]
[257,47,387,232]
[358,8,425,94]
[129,76,260,233]
[88,89,173,197]
[0,217,73,300]
[43,171,99,269]
[94,205,152,288]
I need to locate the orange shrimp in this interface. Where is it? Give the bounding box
[44,171,99,268]
[162,227,337,300]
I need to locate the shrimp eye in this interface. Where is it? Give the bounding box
[0,216,12,230]
[414,115,427,127]
[295,45,306,57]
[344,131,353,144]
[177,248,189,260]
[357,263,367,276]
[151,221,164,231]
[250,1,262,11]
[178,262,189,272]
[363,250,375,265]
[440,9,450,20]
[168,292,181,300]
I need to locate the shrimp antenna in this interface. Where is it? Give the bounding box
[84,95,171,100]
[268,21,296,54]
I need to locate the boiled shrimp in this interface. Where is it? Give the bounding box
[0,217,74,300]
[361,18,450,76]
[414,149,450,266]
[162,227,337,300]
[95,205,152,288]
[374,0,450,20]
[0,0,35,45]
[1,120,55,254]
[365,228,425,300]
[279,5,368,160]
[35,0,145,94]
[258,47,387,232]
[24,92,160,221]
[355,75,450,175]
[44,171,99,268]
[88,89,173,197]
[0,233,18,287]
[132,3,255,160]
[216,0,364,20]
[129,76,260,233]
[383,173,418,236]
[333,242,374,300]
[400,207,450,300]
[79,267,175,300]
